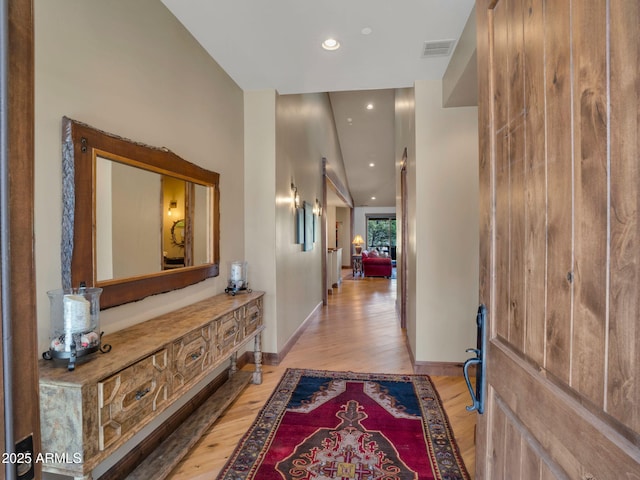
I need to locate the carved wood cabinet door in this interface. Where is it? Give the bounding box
[476,0,640,478]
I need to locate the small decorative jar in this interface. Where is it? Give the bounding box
[225,261,251,296]
[42,286,111,370]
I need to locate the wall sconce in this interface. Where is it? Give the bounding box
[291,182,300,209]
[314,198,322,216]
[167,200,177,216]
[352,234,364,254]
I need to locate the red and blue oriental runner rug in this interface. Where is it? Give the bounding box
[217,369,470,479]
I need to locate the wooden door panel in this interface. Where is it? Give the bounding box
[488,394,507,480]
[477,0,640,477]
[570,0,608,407]
[493,0,510,342]
[608,0,640,433]
[503,414,523,479]
[506,0,526,352]
[543,0,573,383]
[522,0,546,366]
[475,2,493,476]
[488,340,640,479]
[522,441,544,480]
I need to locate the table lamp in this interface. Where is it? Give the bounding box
[352,234,364,254]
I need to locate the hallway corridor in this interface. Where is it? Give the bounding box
[168,273,476,479]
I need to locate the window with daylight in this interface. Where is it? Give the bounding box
[366,215,397,260]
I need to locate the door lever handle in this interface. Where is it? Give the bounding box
[463,304,487,414]
[463,357,481,411]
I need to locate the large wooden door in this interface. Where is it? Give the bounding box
[476,1,640,478]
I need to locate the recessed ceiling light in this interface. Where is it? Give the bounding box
[371,196,376,200]
[322,38,340,51]
[366,103,374,110]
[361,27,373,35]
[369,163,375,167]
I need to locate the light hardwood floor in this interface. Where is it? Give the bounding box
[168,271,476,479]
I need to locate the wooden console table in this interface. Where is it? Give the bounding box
[39,291,265,480]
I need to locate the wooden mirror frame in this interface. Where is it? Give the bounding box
[61,117,220,308]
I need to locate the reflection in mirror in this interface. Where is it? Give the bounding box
[95,157,213,282]
[62,117,220,308]
[193,183,211,265]
[96,157,163,281]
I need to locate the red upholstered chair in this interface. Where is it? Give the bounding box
[361,250,393,278]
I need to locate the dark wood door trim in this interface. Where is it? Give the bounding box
[2,0,40,477]
[322,159,328,305]
[400,148,408,329]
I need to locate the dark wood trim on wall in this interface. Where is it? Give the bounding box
[400,148,408,330]
[322,159,328,305]
[2,1,41,477]
[350,207,355,258]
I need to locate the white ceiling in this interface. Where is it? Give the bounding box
[329,89,396,207]
[161,0,476,206]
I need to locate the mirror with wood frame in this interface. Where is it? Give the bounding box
[61,117,220,308]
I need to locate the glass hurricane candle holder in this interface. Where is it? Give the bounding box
[43,286,111,370]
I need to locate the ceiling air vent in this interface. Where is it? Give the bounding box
[421,39,456,58]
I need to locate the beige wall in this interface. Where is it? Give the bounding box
[394,82,478,364]
[35,0,244,356]
[327,204,337,249]
[395,87,417,353]
[244,90,277,352]
[35,1,245,475]
[244,90,347,354]
[413,79,478,363]
[274,92,346,352]
[35,0,348,363]
[336,206,351,265]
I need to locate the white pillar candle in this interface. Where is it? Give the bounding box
[63,295,91,351]
[231,263,243,282]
